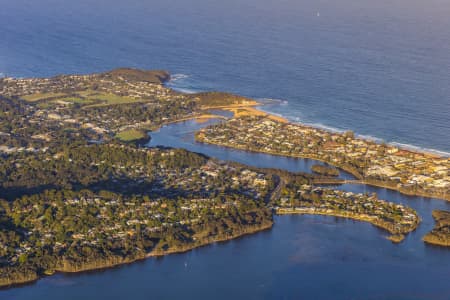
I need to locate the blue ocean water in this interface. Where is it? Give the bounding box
[1,1,450,298]
[1,0,449,153]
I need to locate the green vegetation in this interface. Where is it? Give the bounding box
[115,129,149,143]
[0,68,431,289]
[55,96,95,105]
[0,188,271,282]
[0,69,199,151]
[0,68,262,154]
[21,92,67,102]
[192,91,255,107]
[105,68,170,84]
[311,164,340,177]
[0,144,274,287]
[82,93,144,108]
[423,210,450,247]
[197,116,450,201]
[275,184,420,241]
[29,92,146,108]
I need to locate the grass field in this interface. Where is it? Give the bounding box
[21,92,67,102]
[115,129,148,142]
[57,97,95,104]
[82,93,146,108]
[21,90,145,108]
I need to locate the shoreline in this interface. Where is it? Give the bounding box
[197,138,450,202]
[423,236,450,247]
[422,210,450,247]
[194,102,449,202]
[200,100,449,158]
[131,113,228,133]
[275,208,420,243]
[200,102,289,123]
[0,222,273,290]
[2,77,446,291]
[254,104,449,158]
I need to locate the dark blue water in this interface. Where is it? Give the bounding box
[1,0,449,153]
[2,1,450,298]
[3,216,450,300]
[3,119,450,300]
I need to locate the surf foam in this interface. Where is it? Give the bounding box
[259,107,450,157]
[170,73,190,82]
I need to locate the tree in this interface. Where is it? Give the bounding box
[18,253,28,264]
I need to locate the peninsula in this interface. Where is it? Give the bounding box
[275,184,419,242]
[196,114,450,201]
[423,210,450,247]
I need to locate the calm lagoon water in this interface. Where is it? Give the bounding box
[3,119,450,300]
[1,0,450,298]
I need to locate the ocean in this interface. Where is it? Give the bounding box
[1,1,450,298]
[1,0,449,153]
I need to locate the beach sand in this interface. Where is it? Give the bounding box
[201,101,289,123]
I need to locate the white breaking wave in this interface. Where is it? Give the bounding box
[299,121,449,156]
[302,121,346,134]
[170,73,190,82]
[173,87,199,94]
[256,107,286,119]
[280,112,347,133]
[390,142,450,157]
[356,134,385,144]
[165,79,450,157]
[260,108,450,157]
[258,98,289,105]
[166,73,203,94]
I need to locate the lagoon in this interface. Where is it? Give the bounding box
[3,119,449,300]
